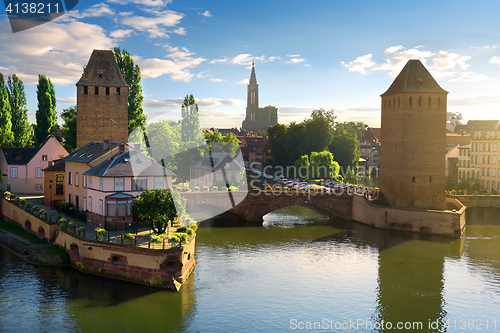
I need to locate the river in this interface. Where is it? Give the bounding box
[0,206,499,332]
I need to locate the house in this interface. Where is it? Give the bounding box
[189,153,244,190]
[359,127,380,172]
[445,144,459,189]
[43,160,65,207]
[60,141,175,229]
[238,136,270,170]
[0,136,68,194]
[470,130,500,192]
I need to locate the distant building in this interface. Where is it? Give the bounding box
[445,145,459,188]
[457,144,475,181]
[238,136,271,170]
[470,129,500,192]
[379,59,447,210]
[189,153,244,189]
[76,50,129,149]
[241,62,278,133]
[0,136,68,194]
[359,127,380,171]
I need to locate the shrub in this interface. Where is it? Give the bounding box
[229,186,238,191]
[76,227,85,236]
[3,191,11,200]
[193,187,200,192]
[266,185,272,191]
[174,232,189,245]
[32,206,40,214]
[188,222,198,232]
[25,203,32,212]
[38,209,47,220]
[123,233,135,242]
[9,193,16,201]
[211,186,218,191]
[19,198,26,208]
[95,227,108,241]
[68,221,75,232]
[202,186,209,192]
[176,226,188,233]
[168,234,180,246]
[150,233,162,244]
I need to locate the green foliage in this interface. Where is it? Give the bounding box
[168,234,180,246]
[19,198,26,208]
[95,227,108,240]
[9,193,16,200]
[294,154,310,178]
[329,122,360,174]
[46,245,70,264]
[38,209,47,220]
[34,75,56,146]
[67,221,75,231]
[0,220,49,245]
[7,74,31,147]
[76,226,85,235]
[32,206,39,214]
[188,222,198,232]
[0,72,14,146]
[123,233,135,242]
[205,131,239,156]
[135,188,182,234]
[114,47,146,135]
[150,233,162,244]
[310,151,339,179]
[4,191,11,199]
[61,105,77,152]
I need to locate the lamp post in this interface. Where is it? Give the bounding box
[49,179,53,210]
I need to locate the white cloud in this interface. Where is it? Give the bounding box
[210,54,266,66]
[374,46,434,76]
[472,45,498,49]
[144,98,183,108]
[448,72,491,82]
[341,54,375,74]
[384,45,404,54]
[432,51,471,70]
[68,3,115,19]
[144,97,244,108]
[107,0,172,7]
[196,98,245,107]
[0,19,115,85]
[121,10,184,38]
[489,56,500,66]
[448,95,500,106]
[268,56,281,61]
[286,57,305,64]
[57,97,76,103]
[134,45,205,82]
[287,54,300,57]
[238,79,249,84]
[210,78,222,82]
[110,29,133,38]
[200,11,212,17]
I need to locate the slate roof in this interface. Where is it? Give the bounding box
[43,160,65,172]
[62,141,122,163]
[189,153,243,172]
[76,50,128,87]
[1,147,40,165]
[84,150,175,178]
[466,120,500,132]
[381,59,448,96]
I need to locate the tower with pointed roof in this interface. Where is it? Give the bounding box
[76,50,129,149]
[241,61,277,133]
[379,59,448,210]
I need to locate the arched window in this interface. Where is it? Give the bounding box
[409,97,412,106]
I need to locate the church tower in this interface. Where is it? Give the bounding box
[76,50,129,149]
[241,61,277,133]
[379,59,447,210]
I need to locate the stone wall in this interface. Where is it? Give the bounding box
[450,195,500,208]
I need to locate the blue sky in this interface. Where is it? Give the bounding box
[1,0,500,129]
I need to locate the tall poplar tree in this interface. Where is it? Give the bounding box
[7,74,32,147]
[0,73,14,147]
[34,75,56,146]
[61,105,77,152]
[181,94,203,144]
[113,47,146,134]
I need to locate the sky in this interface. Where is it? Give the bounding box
[1,0,500,129]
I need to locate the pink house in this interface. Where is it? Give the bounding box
[0,136,68,194]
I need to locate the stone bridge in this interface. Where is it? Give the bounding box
[180,190,353,223]
[449,195,500,208]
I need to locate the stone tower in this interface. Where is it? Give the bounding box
[241,61,278,133]
[379,59,447,210]
[76,50,129,149]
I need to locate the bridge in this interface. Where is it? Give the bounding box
[449,195,500,208]
[180,190,353,223]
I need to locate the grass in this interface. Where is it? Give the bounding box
[45,245,71,264]
[0,220,49,245]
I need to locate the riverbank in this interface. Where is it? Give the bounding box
[0,220,70,266]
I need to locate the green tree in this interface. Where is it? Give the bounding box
[329,123,360,176]
[205,132,239,156]
[294,154,310,179]
[7,74,31,147]
[310,150,339,179]
[0,73,14,146]
[268,123,290,167]
[34,75,56,146]
[113,47,146,135]
[344,121,368,141]
[181,94,204,144]
[61,105,77,152]
[134,188,182,234]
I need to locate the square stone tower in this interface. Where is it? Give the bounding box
[380,59,447,210]
[76,50,129,149]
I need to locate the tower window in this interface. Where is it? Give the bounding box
[412,176,416,183]
[438,97,441,106]
[117,87,121,95]
[95,87,99,95]
[106,87,110,95]
[84,86,88,95]
[388,99,391,107]
[98,73,103,78]
[398,97,400,106]
[393,98,395,107]
[409,97,412,106]
[418,97,422,106]
[384,100,386,107]
[429,176,432,182]
[428,97,431,106]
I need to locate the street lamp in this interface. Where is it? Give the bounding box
[49,179,53,210]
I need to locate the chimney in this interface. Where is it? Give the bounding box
[119,143,125,152]
[103,140,110,151]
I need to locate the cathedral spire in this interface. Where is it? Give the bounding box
[249,60,257,85]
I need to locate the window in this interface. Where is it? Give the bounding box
[412,176,416,183]
[88,196,92,212]
[418,97,422,106]
[83,197,87,211]
[35,167,43,178]
[132,177,147,191]
[68,171,72,185]
[10,167,17,178]
[95,86,99,95]
[98,73,103,78]
[56,174,64,195]
[154,177,164,189]
[99,199,103,215]
[75,172,79,186]
[114,177,124,191]
[83,174,86,188]
[429,176,432,183]
[84,86,88,95]
[106,87,110,95]
[118,202,127,216]
[42,155,47,161]
[88,176,92,189]
[35,184,43,191]
[99,177,103,191]
[409,97,412,106]
[428,97,431,106]
[107,201,116,217]
[117,87,121,95]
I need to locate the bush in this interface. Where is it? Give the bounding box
[150,234,162,247]
[25,203,32,212]
[19,199,26,208]
[9,193,16,201]
[176,226,188,233]
[3,191,11,200]
[76,227,85,236]
[168,234,180,246]
[32,206,40,214]
[202,186,210,192]
[188,222,198,232]
[95,227,107,241]
[38,209,47,221]
[68,221,75,232]
[123,233,135,242]
[211,186,218,191]
[193,187,200,192]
